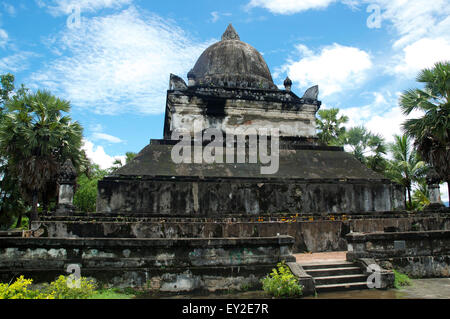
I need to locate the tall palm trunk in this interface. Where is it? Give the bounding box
[407,186,412,208]
[15,213,22,229]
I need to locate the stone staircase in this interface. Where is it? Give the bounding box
[301,261,369,292]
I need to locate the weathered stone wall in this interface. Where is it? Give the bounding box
[97,178,403,216]
[0,236,294,292]
[165,88,319,140]
[346,230,450,278]
[33,212,450,253]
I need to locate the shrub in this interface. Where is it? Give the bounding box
[261,261,303,298]
[44,275,96,299]
[0,275,96,299]
[393,270,412,289]
[0,276,54,299]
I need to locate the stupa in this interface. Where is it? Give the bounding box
[7,25,450,295]
[96,24,404,216]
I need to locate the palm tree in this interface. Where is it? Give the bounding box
[0,90,85,224]
[411,180,431,211]
[0,73,29,228]
[343,126,388,173]
[400,61,450,199]
[110,152,137,172]
[125,152,137,163]
[386,134,427,208]
[316,108,349,146]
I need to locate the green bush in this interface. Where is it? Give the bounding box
[73,174,101,213]
[0,275,96,299]
[74,165,109,213]
[16,216,29,230]
[44,275,97,299]
[0,276,54,299]
[393,270,412,289]
[261,261,303,298]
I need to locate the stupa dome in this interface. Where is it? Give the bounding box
[188,24,277,90]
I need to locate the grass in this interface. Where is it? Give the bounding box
[393,270,412,289]
[89,288,136,299]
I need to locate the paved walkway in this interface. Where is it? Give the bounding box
[294,251,347,264]
[304,278,450,299]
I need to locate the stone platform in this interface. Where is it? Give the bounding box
[347,230,450,278]
[97,142,405,216]
[0,236,294,292]
[31,210,450,253]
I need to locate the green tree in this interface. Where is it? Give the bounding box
[74,152,136,212]
[0,73,15,109]
[0,73,28,115]
[316,108,349,146]
[386,134,427,208]
[0,74,29,229]
[0,90,85,224]
[400,61,450,199]
[411,180,431,211]
[343,126,388,173]
[73,163,108,213]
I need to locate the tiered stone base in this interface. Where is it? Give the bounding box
[0,236,294,292]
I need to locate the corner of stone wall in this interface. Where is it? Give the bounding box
[353,258,394,289]
[287,262,316,296]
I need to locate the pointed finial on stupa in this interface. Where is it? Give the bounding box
[284,76,292,92]
[221,24,240,41]
[187,68,196,86]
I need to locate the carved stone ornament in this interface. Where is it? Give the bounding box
[58,159,77,185]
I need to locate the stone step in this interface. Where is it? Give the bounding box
[315,281,369,291]
[305,266,362,277]
[301,261,355,270]
[314,274,368,286]
[0,230,23,238]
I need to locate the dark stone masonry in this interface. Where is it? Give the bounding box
[347,230,450,277]
[0,236,294,291]
[32,210,450,253]
[96,24,405,216]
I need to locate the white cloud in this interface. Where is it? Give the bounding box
[209,11,232,23]
[366,0,450,49]
[0,29,37,74]
[358,0,450,76]
[393,38,450,76]
[249,0,450,78]
[247,0,336,14]
[210,11,220,23]
[92,132,124,144]
[340,91,424,143]
[281,43,372,97]
[36,0,133,16]
[0,52,35,74]
[0,29,8,47]
[2,3,16,16]
[89,124,123,143]
[30,7,213,115]
[364,106,424,143]
[82,139,125,169]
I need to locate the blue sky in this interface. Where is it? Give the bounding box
[0,0,449,200]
